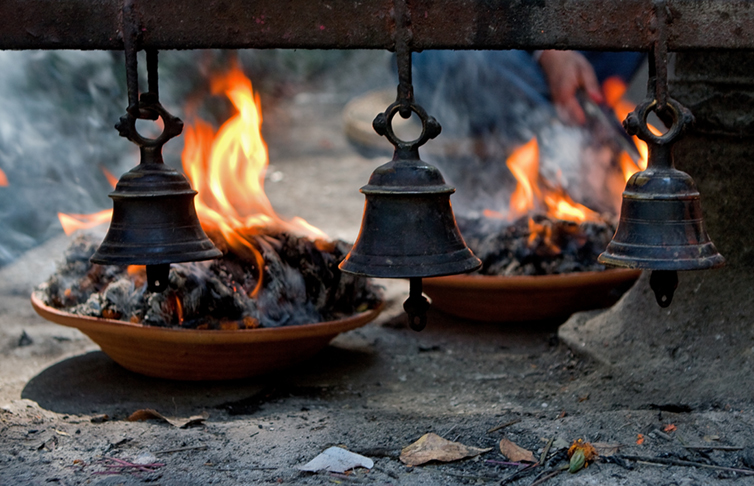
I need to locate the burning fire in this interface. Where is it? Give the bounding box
[59,65,326,296]
[602,76,663,182]
[505,137,600,224]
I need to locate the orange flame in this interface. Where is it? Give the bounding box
[58,167,118,235]
[181,65,326,296]
[59,210,113,236]
[603,76,663,181]
[506,138,600,224]
[58,64,326,298]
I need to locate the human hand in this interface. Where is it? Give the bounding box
[538,50,604,125]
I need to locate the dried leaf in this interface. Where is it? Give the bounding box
[636,434,644,445]
[127,409,208,428]
[128,409,167,423]
[400,433,492,466]
[499,438,535,463]
[297,446,373,473]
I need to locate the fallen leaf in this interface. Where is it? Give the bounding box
[297,446,374,473]
[499,438,535,463]
[592,442,621,457]
[636,434,644,445]
[127,409,209,428]
[663,424,677,433]
[401,433,492,466]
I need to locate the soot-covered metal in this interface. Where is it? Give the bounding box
[2,0,754,51]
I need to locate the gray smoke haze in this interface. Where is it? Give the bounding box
[0,49,392,266]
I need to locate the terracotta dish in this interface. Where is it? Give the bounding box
[422,269,641,322]
[31,293,383,381]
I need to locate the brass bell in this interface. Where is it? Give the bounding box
[598,99,724,306]
[91,93,221,292]
[339,99,481,330]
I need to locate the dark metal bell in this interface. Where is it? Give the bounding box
[339,157,481,278]
[91,92,221,291]
[89,162,222,267]
[598,165,724,271]
[598,98,724,307]
[339,99,480,280]
[339,98,480,331]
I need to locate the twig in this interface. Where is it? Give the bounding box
[529,469,562,486]
[442,424,458,438]
[539,438,553,465]
[488,419,521,434]
[154,444,208,454]
[618,455,754,475]
[500,463,538,485]
[485,460,528,467]
[684,445,744,451]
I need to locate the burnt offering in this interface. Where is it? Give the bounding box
[36,233,380,330]
[459,214,616,276]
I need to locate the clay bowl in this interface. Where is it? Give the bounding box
[422,269,641,322]
[31,293,384,381]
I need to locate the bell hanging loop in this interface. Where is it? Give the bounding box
[90,45,221,292]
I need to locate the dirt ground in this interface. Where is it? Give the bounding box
[2,84,754,486]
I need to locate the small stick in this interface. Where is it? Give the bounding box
[529,469,561,486]
[154,444,208,454]
[539,438,553,465]
[488,419,521,434]
[485,460,528,467]
[619,455,754,475]
[684,445,744,451]
[500,462,538,484]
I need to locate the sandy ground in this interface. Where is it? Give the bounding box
[2,87,754,486]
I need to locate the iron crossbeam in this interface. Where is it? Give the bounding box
[2,0,754,51]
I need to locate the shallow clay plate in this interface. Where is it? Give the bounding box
[31,293,384,381]
[422,269,641,322]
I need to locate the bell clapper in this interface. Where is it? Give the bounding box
[403,277,430,332]
[147,264,171,293]
[649,270,678,308]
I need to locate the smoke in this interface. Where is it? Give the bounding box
[0,49,392,266]
[411,50,630,218]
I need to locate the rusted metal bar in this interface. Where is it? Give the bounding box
[2,0,754,51]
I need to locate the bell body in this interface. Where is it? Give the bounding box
[90,162,221,265]
[598,166,724,270]
[339,158,481,278]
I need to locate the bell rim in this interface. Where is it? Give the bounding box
[598,247,725,271]
[339,248,481,278]
[90,246,223,266]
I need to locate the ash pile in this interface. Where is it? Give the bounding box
[35,233,381,330]
[458,215,616,276]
